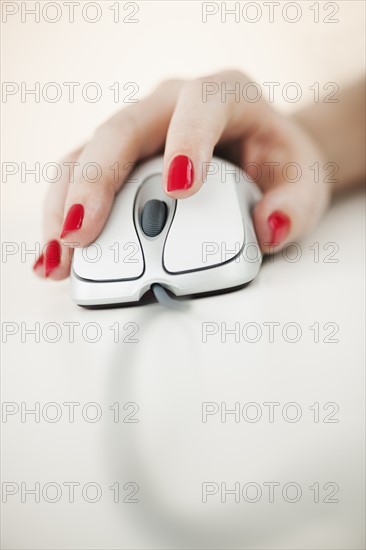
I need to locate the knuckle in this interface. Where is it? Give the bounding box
[59,147,83,165]
[95,108,139,149]
[181,71,251,103]
[157,78,176,90]
[155,78,185,92]
[182,77,209,96]
[222,69,250,85]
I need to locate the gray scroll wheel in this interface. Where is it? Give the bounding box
[141,199,168,237]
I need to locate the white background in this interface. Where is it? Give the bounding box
[1,1,365,548]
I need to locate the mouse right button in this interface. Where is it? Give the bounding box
[163,172,245,273]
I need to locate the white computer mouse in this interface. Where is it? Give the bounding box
[70,156,262,306]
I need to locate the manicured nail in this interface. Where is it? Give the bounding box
[44,240,61,277]
[60,204,84,239]
[33,254,44,271]
[268,211,291,245]
[167,155,194,192]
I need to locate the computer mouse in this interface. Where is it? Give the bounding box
[70,156,262,306]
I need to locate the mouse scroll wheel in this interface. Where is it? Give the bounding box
[141,199,168,237]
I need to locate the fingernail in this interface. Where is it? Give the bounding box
[268,211,291,245]
[60,204,84,239]
[167,155,194,192]
[44,240,61,277]
[33,254,44,271]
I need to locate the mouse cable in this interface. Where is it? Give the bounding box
[151,283,188,310]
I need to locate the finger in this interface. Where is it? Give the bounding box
[162,70,266,198]
[253,179,330,254]
[59,80,184,247]
[33,147,83,280]
[248,120,331,252]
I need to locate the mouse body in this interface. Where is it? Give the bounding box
[71,156,262,306]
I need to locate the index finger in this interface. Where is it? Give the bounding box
[60,80,184,246]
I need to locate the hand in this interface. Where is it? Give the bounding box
[34,71,331,279]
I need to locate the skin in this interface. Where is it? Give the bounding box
[33,71,365,280]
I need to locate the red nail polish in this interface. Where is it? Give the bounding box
[167,155,194,192]
[44,240,61,277]
[268,211,291,245]
[60,204,84,239]
[33,254,44,270]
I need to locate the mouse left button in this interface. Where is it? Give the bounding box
[72,190,144,281]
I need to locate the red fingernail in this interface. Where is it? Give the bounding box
[33,254,44,271]
[60,204,84,239]
[268,211,291,245]
[167,155,194,192]
[44,240,61,277]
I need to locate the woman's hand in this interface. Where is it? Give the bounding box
[34,70,331,279]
